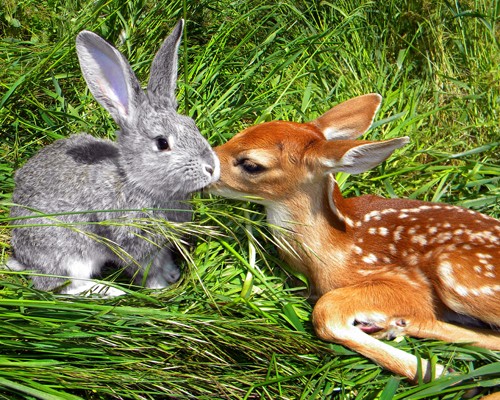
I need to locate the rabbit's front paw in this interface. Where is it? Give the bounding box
[143,247,181,289]
[145,264,181,289]
[163,264,181,284]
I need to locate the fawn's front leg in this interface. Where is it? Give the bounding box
[312,279,445,382]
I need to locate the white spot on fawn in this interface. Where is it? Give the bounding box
[362,254,378,264]
[353,245,363,255]
[470,231,498,245]
[456,285,469,296]
[389,244,397,255]
[436,232,453,243]
[364,210,382,222]
[410,234,428,246]
[439,261,460,291]
[358,269,378,276]
[393,226,405,241]
[477,253,493,260]
[479,286,493,295]
[406,254,419,266]
[378,227,389,236]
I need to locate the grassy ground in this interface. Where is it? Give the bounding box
[1,0,499,399]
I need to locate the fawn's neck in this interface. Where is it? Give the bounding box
[265,176,353,294]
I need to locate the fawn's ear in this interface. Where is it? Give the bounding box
[311,94,382,140]
[318,137,409,174]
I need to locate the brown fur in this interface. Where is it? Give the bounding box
[210,94,500,382]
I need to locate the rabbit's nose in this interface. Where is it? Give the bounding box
[204,154,220,181]
[204,164,214,176]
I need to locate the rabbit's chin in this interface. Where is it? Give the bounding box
[130,177,214,201]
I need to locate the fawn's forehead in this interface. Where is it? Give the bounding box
[230,121,325,151]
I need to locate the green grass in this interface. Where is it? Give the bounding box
[1,0,499,398]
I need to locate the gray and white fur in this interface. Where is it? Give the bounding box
[7,20,220,295]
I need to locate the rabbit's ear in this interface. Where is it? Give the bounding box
[147,19,184,105]
[76,31,145,126]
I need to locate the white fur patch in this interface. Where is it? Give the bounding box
[393,226,405,241]
[64,282,126,297]
[364,210,382,222]
[410,234,428,246]
[4,257,26,271]
[322,126,357,140]
[389,244,397,255]
[66,257,102,280]
[378,227,389,236]
[353,245,363,255]
[266,203,293,229]
[362,253,378,264]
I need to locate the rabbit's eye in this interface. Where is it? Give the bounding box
[156,137,170,151]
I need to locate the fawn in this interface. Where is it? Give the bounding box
[209,94,500,382]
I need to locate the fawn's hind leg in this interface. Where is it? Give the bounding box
[312,278,445,382]
[429,246,500,327]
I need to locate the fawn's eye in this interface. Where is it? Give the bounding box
[238,159,266,174]
[155,137,170,151]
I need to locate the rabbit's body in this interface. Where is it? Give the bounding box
[8,20,219,295]
[11,134,188,291]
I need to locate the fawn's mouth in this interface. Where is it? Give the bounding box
[206,183,259,203]
[206,181,231,196]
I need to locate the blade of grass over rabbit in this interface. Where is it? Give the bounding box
[5,205,221,295]
[1,0,500,398]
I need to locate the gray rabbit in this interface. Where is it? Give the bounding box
[7,20,220,296]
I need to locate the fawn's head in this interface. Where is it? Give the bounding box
[210,94,409,204]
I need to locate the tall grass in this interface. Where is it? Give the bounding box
[1,0,499,398]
